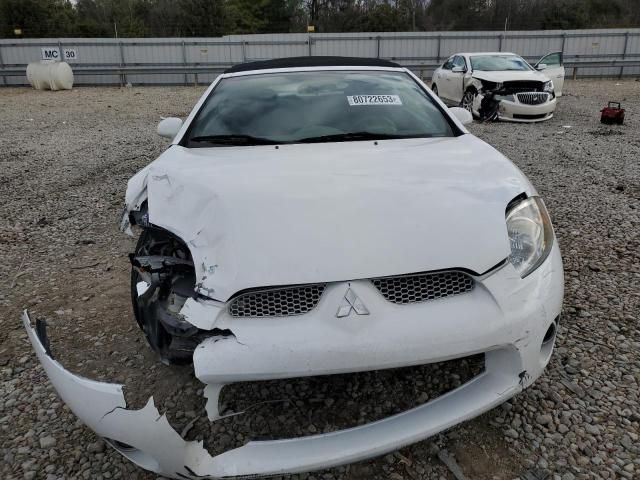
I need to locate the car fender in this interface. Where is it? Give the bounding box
[465,76,484,93]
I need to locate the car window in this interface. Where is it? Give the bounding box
[470,55,533,71]
[442,57,454,70]
[453,56,467,70]
[540,53,562,67]
[183,70,457,147]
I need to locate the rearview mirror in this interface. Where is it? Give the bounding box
[536,63,547,71]
[157,117,183,139]
[449,107,473,125]
[451,66,466,73]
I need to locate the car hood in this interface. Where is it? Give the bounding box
[125,135,534,301]
[471,70,550,83]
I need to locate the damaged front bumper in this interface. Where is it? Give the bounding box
[24,312,522,478]
[497,96,557,122]
[22,245,563,478]
[475,94,557,123]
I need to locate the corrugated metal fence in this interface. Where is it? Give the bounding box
[1,28,639,86]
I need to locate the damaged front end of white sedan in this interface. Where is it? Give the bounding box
[24,56,564,478]
[431,52,563,123]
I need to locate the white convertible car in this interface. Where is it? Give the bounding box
[24,56,564,478]
[431,52,565,122]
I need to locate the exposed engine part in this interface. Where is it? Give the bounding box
[478,92,500,122]
[128,201,151,228]
[474,80,502,122]
[130,227,217,364]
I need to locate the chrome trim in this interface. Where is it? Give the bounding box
[516,92,550,105]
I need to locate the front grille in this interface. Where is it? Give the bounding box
[228,284,326,317]
[371,271,475,305]
[503,80,544,93]
[517,92,550,105]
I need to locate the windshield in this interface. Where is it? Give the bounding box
[183,70,455,147]
[470,55,533,72]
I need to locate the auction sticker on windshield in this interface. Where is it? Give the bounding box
[347,95,402,106]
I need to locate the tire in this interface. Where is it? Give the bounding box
[432,84,439,96]
[461,89,476,115]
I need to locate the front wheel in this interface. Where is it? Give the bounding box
[461,90,476,115]
[432,84,439,96]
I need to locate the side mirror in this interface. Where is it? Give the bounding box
[536,63,547,71]
[451,66,466,73]
[157,117,183,139]
[449,107,473,125]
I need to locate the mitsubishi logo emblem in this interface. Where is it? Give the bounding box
[336,287,369,318]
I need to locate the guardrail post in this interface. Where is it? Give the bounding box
[498,33,503,52]
[561,33,570,79]
[241,41,246,62]
[308,36,312,56]
[118,41,126,87]
[619,31,629,79]
[436,35,441,64]
[181,40,187,85]
[0,43,6,86]
[376,36,381,58]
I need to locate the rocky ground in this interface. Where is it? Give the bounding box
[0,79,638,480]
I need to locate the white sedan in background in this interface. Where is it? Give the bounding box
[432,52,565,122]
[24,56,564,479]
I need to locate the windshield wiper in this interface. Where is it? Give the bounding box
[189,132,429,146]
[298,131,422,143]
[188,134,282,146]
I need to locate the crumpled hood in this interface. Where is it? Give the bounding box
[471,69,550,84]
[126,135,534,301]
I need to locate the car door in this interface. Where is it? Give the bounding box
[448,55,468,104]
[433,56,455,102]
[535,52,565,96]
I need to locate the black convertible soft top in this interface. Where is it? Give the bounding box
[224,56,402,74]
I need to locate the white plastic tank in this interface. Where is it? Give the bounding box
[26,62,74,91]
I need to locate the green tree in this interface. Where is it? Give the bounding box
[0,0,76,37]
[2,0,640,38]
[225,0,267,34]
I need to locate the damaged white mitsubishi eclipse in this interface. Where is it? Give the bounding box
[24,56,564,478]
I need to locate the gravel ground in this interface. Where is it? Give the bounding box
[0,79,638,480]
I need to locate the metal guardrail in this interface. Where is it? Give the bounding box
[2,59,639,86]
[2,30,639,86]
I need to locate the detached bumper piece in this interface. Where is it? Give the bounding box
[23,312,219,478]
[23,310,526,479]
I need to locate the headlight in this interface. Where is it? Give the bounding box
[506,196,554,278]
[543,80,554,93]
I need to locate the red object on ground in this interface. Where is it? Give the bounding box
[600,102,625,125]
